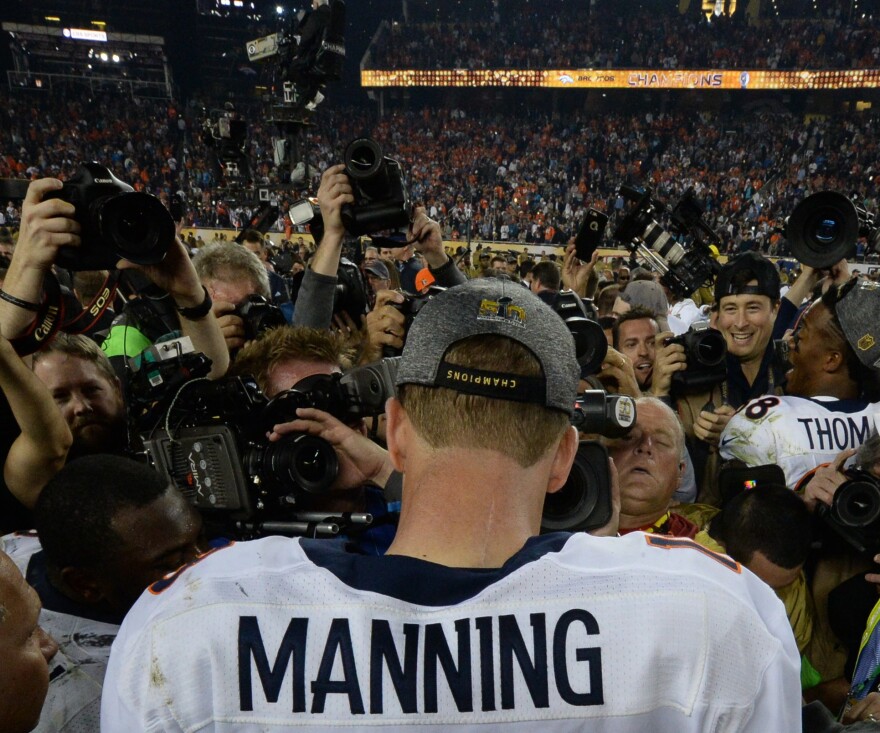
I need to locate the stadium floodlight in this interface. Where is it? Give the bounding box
[276,5,284,14]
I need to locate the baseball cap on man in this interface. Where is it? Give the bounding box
[395,279,579,415]
[835,278,880,370]
[715,251,780,301]
[364,260,391,280]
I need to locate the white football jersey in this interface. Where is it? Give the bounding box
[719,395,880,489]
[2,532,120,733]
[101,532,800,732]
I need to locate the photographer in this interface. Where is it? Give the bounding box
[292,165,464,333]
[102,279,800,731]
[231,325,399,553]
[2,178,229,380]
[194,241,275,354]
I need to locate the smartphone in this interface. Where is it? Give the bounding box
[575,208,609,262]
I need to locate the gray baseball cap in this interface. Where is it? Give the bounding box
[835,277,880,370]
[395,279,579,415]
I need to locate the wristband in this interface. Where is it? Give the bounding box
[0,289,41,312]
[175,286,213,321]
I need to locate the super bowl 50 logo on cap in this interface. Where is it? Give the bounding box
[859,334,876,352]
[478,297,526,327]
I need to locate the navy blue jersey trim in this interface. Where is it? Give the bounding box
[300,532,572,606]
[806,398,871,414]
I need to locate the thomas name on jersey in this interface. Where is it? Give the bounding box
[796,415,873,452]
[238,609,603,716]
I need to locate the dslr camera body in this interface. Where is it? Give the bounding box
[818,468,880,554]
[0,163,175,271]
[340,138,412,236]
[664,322,728,393]
[542,391,637,534]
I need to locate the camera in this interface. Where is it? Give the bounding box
[786,191,880,268]
[664,322,728,393]
[140,357,400,538]
[552,290,607,375]
[340,138,412,236]
[0,163,175,271]
[333,257,370,326]
[611,186,721,299]
[382,285,447,358]
[818,469,880,554]
[542,391,637,534]
[234,295,288,341]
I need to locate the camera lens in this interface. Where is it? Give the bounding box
[812,215,841,245]
[260,433,339,494]
[344,138,383,181]
[691,329,726,368]
[98,192,175,265]
[541,442,611,533]
[833,478,880,528]
[786,191,860,268]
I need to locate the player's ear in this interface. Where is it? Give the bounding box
[385,396,410,473]
[546,425,578,495]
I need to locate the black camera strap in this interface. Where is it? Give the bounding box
[9,273,65,356]
[9,271,120,356]
[62,271,121,336]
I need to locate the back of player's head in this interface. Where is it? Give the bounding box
[713,486,812,570]
[35,455,170,571]
[827,278,880,399]
[396,279,577,467]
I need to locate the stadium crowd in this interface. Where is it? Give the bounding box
[4,86,880,261]
[368,7,878,71]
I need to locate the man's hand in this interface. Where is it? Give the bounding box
[409,206,447,269]
[364,289,406,358]
[842,691,880,724]
[561,243,597,299]
[589,457,620,538]
[649,331,687,398]
[2,179,81,337]
[597,347,641,399]
[802,447,856,512]
[116,237,203,306]
[315,164,353,240]
[694,404,736,446]
[13,178,81,272]
[269,408,394,491]
[212,301,246,352]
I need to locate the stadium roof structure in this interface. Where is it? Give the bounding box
[3,22,172,98]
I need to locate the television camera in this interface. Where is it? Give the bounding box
[577,186,722,300]
[136,353,398,539]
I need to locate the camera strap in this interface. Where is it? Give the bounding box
[9,273,66,356]
[8,271,121,356]
[62,271,121,336]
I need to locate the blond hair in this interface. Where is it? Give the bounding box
[398,335,569,467]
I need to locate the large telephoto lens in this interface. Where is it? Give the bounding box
[786,191,860,268]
